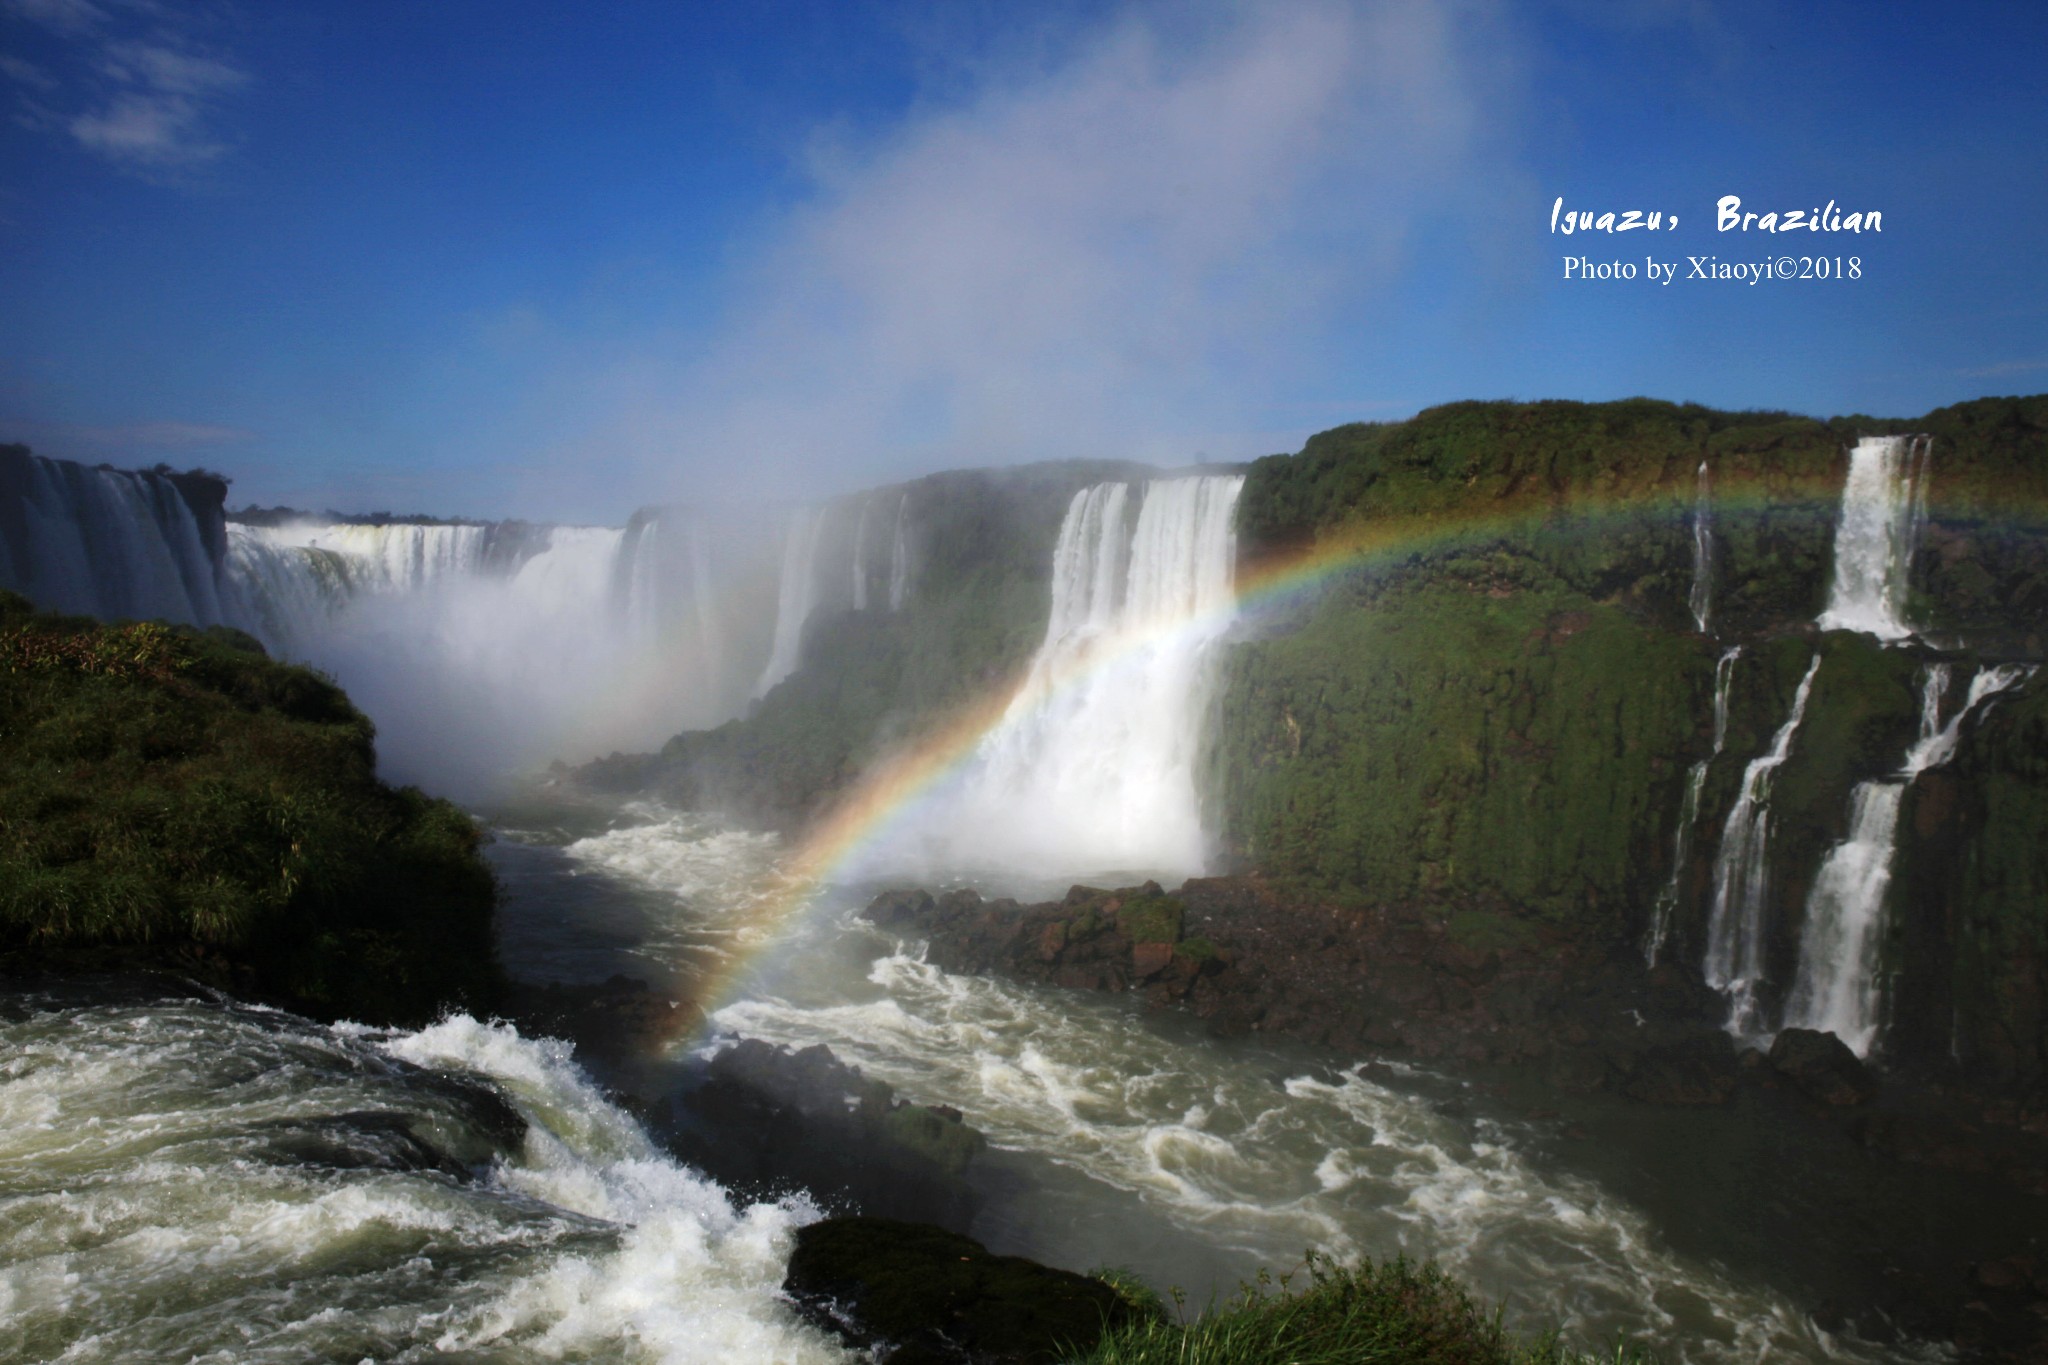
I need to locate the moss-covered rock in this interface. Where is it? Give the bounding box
[0,591,501,1024]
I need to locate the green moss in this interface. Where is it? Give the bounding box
[1117,893,1184,944]
[0,591,501,1025]
[1210,576,1705,934]
[1445,909,1540,955]
[1174,936,1221,964]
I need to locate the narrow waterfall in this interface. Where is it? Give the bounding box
[887,495,910,612]
[1816,435,1931,641]
[1645,646,1741,965]
[754,508,824,698]
[1688,460,1715,633]
[1785,663,2032,1054]
[1703,653,1823,1037]
[0,450,236,627]
[850,499,871,611]
[895,474,1243,877]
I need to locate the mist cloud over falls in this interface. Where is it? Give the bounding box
[597,1,1510,506]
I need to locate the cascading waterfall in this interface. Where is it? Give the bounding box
[1816,435,1931,641]
[1688,460,1715,633]
[1703,654,1823,1037]
[1785,663,2032,1054]
[850,499,871,611]
[891,474,1243,877]
[223,514,762,791]
[755,507,824,698]
[1645,646,1741,966]
[0,451,237,626]
[888,494,911,611]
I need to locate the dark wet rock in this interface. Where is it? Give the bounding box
[1770,1028,1879,1106]
[249,1110,479,1179]
[1954,1254,2048,1363]
[502,973,703,1064]
[1619,1033,1742,1106]
[783,1216,1144,1364]
[661,1039,985,1228]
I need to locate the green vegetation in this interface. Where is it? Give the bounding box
[1116,890,1185,944]
[1077,1254,1651,1365]
[0,590,500,1024]
[1210,573,1706,931]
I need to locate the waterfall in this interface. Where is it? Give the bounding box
[1702,653,1823,1037]
[755,508,824,699]
[1688,461,1714,633]
[1645,646,1741,966]
[891,474,1243,877]
[221,513,763,791]
[0,451,237,627]
[887,495,910,612]
[850,499,871,611]
[1816,435,1931,641]
[1785,663,2031,1054]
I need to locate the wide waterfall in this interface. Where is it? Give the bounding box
[1688,460,1715,634]
[1785,663,2032,1054]
[1703,653,1822,1037]
[1816,435,1932,641]
[0,449,238,627]
[889,474,1244,878]
[1645,646,1741,965]
[223,511,766,793]
[756,508,825,698]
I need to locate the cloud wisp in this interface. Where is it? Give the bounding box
[2,0,248,179]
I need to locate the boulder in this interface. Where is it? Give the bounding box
[784,1217,1144,1364]
[1768,1028,1878,1106]
[1620,1034,1741,1106]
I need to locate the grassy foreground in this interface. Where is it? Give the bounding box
[1079,1255,1651,1365]
[0,590,501,1024]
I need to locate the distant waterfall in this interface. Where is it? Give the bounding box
[755,508,825,699]
[0,450,237,627]
[898,474,1243,877]
[1703,654,1822,1037]
[1816,435,1931,641]
[887,495,910,612]
[1785,663,2031,1055]
[1645,646,1740,966]
[850,500,871,612]
[1688,461,1715,633]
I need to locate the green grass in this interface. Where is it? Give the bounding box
[1077,1254,1654,1365]
[0,590,502,1024]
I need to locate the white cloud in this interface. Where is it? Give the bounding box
[598,0,1516,504]
[0,53,60,90]
[3,0,248,178]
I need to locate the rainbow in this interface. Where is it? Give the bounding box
[663,472,2032,1046]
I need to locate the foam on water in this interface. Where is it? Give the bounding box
[0,994,844,1365]
[556,805,786,960]
[709,937,1931,1364]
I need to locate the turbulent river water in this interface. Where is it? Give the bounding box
[2,795,1964,1364]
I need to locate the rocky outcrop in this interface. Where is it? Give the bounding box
[864,879,1738,1086]
[659,1038,986,1229]
[783,1216,1144,1365]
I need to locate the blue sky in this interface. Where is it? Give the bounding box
[2,0,2044,522]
